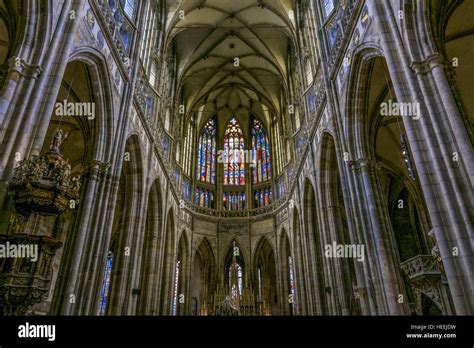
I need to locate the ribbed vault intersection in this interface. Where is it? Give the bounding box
[165,0,296,129]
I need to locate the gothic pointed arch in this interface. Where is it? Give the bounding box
[138,178,164,315]
[172,231,190,315]
[318,133,361,315]
[67,49,117,160]
[303,177,327,315]
[291,206,309,314]
[278,229,296,315]
[223,239,245,298]
[160,208,176,315]
[254,236,277,315]
[100,135,144,315]
[191,237,216,316]
[24,55,116,315]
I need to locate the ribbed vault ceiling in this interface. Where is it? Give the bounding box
[165,0,296,129]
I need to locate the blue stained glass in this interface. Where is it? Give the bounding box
[251,117,271,184]
[223,117,245,187]
[123,0,135,18]
[98,252,113,315]
[97,31,105,49]
[197,117,216,184]
[309,94,316,112]
[323,0,335,17]
[120,26,131,50]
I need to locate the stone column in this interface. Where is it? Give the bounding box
[325,201,351,315]
[289,205,309,315]
[368,0,474,314]
[349,158,406,315]
[54,160,111,315]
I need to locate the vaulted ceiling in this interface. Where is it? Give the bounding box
[165,0,296,130]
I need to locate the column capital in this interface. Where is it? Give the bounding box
[89,159,110,179]
[410,53,447,75]
[349,157,379,171]
[7,56,42,79]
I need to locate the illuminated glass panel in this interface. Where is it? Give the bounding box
[196,117,216,184]
[195,188,214,208]
[288,255,296,314]
[98,251,113,315]
[253,188,272,208]
[223,191,246,210]
[251,118,271,184]
[123,0,135,18]
[229,263,244,299]
[323,0,335,17]
[172,261,180,315]
[183,121,194,176]
[223,117,245,186]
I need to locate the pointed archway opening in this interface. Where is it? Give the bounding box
[190,238,216,316]
[254,237,277,315]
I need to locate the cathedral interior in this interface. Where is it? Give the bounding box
[0,0,472,317]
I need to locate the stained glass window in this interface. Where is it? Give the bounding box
[254,188,272,208]
[251,118,271,184]
[223,192,246,210]
[257,268,262,301]
[288,255,296,314]
[197,117,216,184]
[183,121,194,176]
[98,251,113,315]
[305,59,313,86]
[195,187,214,208]
[273,123,284,174]
[294,108,301,132]
[229,262,243,299]
[323,0,335,17]
[138,1,159,83]
[172,260,180,315]
[123,0,135,18]
[223,117,245,186]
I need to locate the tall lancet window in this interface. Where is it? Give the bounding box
[183,120,194,176]
[98,251,113,315]
[172,260,180,315]
[229,263,243,299]
[251,117,272,208]
[288,255,296,315]
[323,0,335,18]
[251,118,271,184]
[222,117,246,210]
[196,117,216,184]
[229,246,244,300]
[223,117,245,186]
[123,0,136,18]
